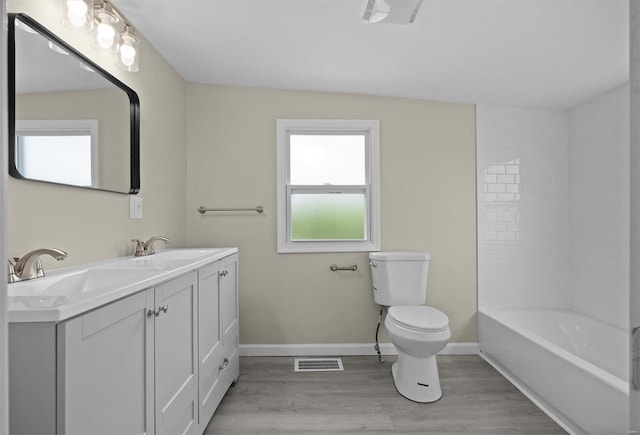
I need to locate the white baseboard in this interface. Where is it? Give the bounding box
[239,342,479,357]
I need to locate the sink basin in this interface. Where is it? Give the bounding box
[8,267,165,297]
[154,249,220,259]
[123,249,226,267]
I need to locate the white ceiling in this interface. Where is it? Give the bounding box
[110,0,628,108]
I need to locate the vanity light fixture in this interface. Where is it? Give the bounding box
[362,0,425,24]
[92,3,119,51]
[48,41,70,55]
[78,62,95,72]
[61,0,93,32]
[15,19,38,34]
[60,0,140,72]
[116,26,139,72]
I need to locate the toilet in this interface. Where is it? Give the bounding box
[369,251,451,403]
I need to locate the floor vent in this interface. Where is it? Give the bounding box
[294,358,344,372]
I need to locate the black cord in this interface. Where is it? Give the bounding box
[374,305,384,363]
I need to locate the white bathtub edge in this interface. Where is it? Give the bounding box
[484,309,628,394]
[479,310,629,434]
[479,349,583,435]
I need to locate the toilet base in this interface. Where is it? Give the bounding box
[391,353,443,403]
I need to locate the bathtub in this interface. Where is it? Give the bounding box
[479,309,629,435]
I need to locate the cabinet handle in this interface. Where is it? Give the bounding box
[218,358,229,370]
[147,305,168,317]
[220,270,228,277]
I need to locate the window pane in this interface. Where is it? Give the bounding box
[291,193,365,240]
[17,135,92,186]
[290,134,365,185]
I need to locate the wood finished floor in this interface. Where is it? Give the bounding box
[204,355,566,434]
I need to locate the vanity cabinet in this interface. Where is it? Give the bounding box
[197,254,239,428]
[9,253,238,435]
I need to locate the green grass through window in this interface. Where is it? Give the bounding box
[291,194,365,240]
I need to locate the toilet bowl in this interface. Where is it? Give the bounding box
[368,251,451,403]
[385,305,451,402]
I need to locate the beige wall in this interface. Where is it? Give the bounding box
[7,2,478,346]
[186,84,477,344]
[8,0,188,268]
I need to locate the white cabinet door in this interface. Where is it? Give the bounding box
[197,253,240,431]
[57,289,155,435]
[197,260,222,427]
[154,272,198,434]
[220,254,238,345]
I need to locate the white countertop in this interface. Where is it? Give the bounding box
[8,248,238,323]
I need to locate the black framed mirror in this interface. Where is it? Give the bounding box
[8,13,140,194]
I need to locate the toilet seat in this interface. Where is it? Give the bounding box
[388,306,449,332]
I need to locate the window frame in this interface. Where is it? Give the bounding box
[276,119,380,253]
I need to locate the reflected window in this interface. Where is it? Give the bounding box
[15,119,98,187]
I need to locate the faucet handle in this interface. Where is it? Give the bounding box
[7,259,19,283]
[132,239,146,257]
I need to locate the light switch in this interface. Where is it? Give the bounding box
[130,195,143,219]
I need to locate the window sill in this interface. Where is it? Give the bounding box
[277,240,380,254]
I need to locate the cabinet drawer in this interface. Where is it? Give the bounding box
[220,329,239,390]
[199,329,238,428]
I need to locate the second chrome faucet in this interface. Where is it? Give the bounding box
[132,236,170,257]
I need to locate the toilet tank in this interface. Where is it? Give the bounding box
[369,251,430,306]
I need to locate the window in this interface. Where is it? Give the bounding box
[277,119,380,253]
[15,119,98,187]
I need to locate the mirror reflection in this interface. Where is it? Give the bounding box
[9,13,140,194]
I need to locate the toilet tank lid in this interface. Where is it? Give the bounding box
[369,251,430,261]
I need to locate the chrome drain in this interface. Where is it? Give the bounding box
[294,358,344,372]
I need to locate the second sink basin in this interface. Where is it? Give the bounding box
[9,267,165,297]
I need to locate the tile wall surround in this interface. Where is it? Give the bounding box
[568,85,629,330]
[477,84,630,330]
[477,105,571,313]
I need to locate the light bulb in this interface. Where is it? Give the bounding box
[66,0,88,27]
[97,22,115,49]
[116,31,139,72]
[120,42,136,67]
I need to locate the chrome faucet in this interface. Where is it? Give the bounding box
[10,248,68,282]
[132,236,170,256]
[144,236,169,255]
